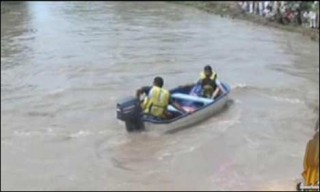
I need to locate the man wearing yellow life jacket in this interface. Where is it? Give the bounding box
[136,76,187,119]
[183,65,225,99]
[199,65,221,99]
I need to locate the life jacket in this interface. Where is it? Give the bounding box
[302,131,319,186]
[199,71,218,96]
[200,71,217,81]
[142,86,170,118]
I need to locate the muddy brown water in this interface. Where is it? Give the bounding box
[1,2,319,191]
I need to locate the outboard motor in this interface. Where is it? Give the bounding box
[116,96,144,132]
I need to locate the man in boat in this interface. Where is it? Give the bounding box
[182,65,225,99]
[198,65,227,99]
[136,76,188,119]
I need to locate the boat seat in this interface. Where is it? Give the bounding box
[171,93,213,105]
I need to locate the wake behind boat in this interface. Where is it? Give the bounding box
[116,82,231,133]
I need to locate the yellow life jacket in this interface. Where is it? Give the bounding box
[142,86,170,118]
[199,71,218,97]
[200,71,217,80]
[302,131,319,186]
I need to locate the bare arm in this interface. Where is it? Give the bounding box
[136,88,142,99]
[136,86,151,99]
[212,86,220,99]
[216,79,226,94]
[212,79,225,99]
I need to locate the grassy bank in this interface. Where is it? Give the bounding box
[174,1,319,42]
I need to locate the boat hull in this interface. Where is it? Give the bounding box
[116,81,231,133]
[143,82,231,133]
[144,93,228,133]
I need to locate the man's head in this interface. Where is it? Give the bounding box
[153,76,164,88]
[203,65,213,78]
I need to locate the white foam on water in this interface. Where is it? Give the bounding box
[270,96,304,104]
[69,130,93,138]
[231,83,248,89]
[46,88,68,97]
[157,152,172,160]
[234,99,242,104]
[13,130,33,136]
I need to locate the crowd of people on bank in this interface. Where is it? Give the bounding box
[238,1,319,29]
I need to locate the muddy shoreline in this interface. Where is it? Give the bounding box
[174,1,319,42]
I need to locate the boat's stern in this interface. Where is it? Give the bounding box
[116,97,145,132]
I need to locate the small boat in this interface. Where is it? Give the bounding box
[116,81,231,133]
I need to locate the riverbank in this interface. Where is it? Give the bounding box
[174,1,319,42]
